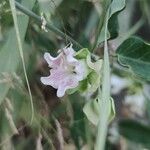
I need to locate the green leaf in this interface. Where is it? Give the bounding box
[0,0,36,104]
[98,0,126,44]
[83,98,115,126]
[116,37,150,81]
[75,48,90,59]
[119,119,150,149]
[75,48,103,73]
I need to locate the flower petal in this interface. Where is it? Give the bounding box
[40,76,49,85]
[57,76,79,97]
[44,52,62,68]
[57,85,66,97]
[40,76,57,87]
[50,69,66,82]
[63,45,77,63]
[64,44,75,56]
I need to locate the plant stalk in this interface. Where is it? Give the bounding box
[15,1,83,49]
[95,5,111,150]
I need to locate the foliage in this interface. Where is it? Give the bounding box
[116,37,150,81]
[119,119,150,149]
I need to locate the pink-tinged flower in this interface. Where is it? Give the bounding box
[40,44,88,97]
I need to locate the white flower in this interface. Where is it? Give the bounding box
[40,44,88,97]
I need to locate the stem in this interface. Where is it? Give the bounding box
[95,6,110,150]
[15,1,83,49]
[9,0,34,124]
[92,0,111,51]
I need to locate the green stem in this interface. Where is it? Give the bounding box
[92,0,111,51]
[95,6,110,150]
[15,1,83,49]
[9,0,34,124]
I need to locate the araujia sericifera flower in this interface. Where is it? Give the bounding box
[41,44,103,97]
[40,44,88,97]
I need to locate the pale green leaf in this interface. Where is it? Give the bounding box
[83,98,115,126]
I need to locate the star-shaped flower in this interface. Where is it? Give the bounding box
[40,44,88,97]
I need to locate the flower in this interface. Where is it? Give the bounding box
[40,44,88,97]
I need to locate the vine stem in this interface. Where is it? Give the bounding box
[95,5,111,150]
[9,0,34,124]
[15,1,83,49]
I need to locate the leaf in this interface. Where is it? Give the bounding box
[83,98,115,126]
[75,48,90,59]
[86,54,103,74]
[116,37,150,81]
[119,119,150,149]
[0,0,36,104]
[98,0,126,43]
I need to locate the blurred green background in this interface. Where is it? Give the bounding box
[0,0,150,149]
